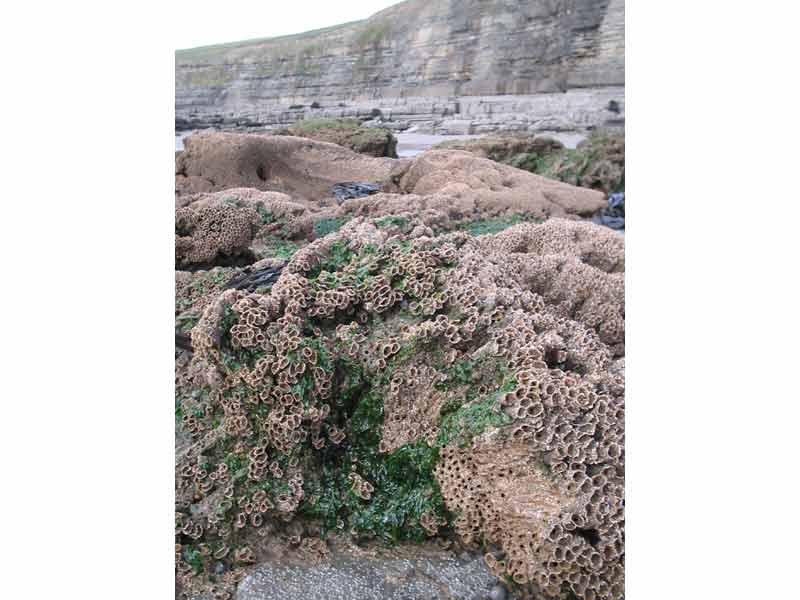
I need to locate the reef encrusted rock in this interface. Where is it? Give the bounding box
[175,215,624,600]
[175,188,314,269]
[538,131,625,195]
[175,133,606,220]
[434,134,565,164]
[435,131,625,196]
[175,133,398,201]
[175,200,260,270]
[395,150,606,217]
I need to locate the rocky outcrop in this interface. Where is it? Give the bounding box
[175,189,313,270]
[397,149,605,217]
[176,216,625,600]
[175,132,606,216]
[538,129,625,194]
[175,0,624,135]
[276,119,398,158]
[434,134,566,163]
[434,129,625,194]
[175,133,398,201]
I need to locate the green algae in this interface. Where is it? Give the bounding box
[313,217,349,238]
[458,214,540,237]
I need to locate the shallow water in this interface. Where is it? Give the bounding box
[175,132,190,152]
[394,133,484,157]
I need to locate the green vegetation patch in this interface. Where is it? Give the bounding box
[258,236,304,260]
[432,355,516,447]
[310,239,356,277]
[186,65,235,87]
[506,152,550,172]
[533,130,625,194]
[375,215,409,229]
[458,214,541,237]
[177,234,527,566]
[183,546,204,574]
[349,128,393,147]
[175,270,231,320]
[175,313,199,333]
[189,270,229,290]
[286,118,395,156]
[301,381,447,544]
[435,131,624,194]
[355,21,392,49]
[300,350,515,543]
[256,204,276,225]
[437,390,514,448]
[313,217,349,238]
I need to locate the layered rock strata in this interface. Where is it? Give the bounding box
[176,0,624,135]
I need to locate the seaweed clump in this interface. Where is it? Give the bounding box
[434,130,625,195]
[538,131,625,195]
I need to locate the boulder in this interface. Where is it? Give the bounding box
[539,130,625,194]
[436,131,625,195]
[175,133,399,202]
[280,118,398,158]
[175,188,315,269]
[437,119,474,135]
[362,119,411,131]
[396,150,606,217]
[235,549,496,600]
[175,134,606,219]
[434,134,565,163]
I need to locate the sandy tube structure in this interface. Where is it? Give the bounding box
[175,215,624,600]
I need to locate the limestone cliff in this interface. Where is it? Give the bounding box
[175,0,624,134]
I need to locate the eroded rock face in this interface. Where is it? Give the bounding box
[175,0,624,134]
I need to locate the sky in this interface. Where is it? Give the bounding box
[174,0,402,50]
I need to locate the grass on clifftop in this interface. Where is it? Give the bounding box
[175,20,362,63]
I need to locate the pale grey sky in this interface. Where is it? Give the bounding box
[174,0,402,50]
